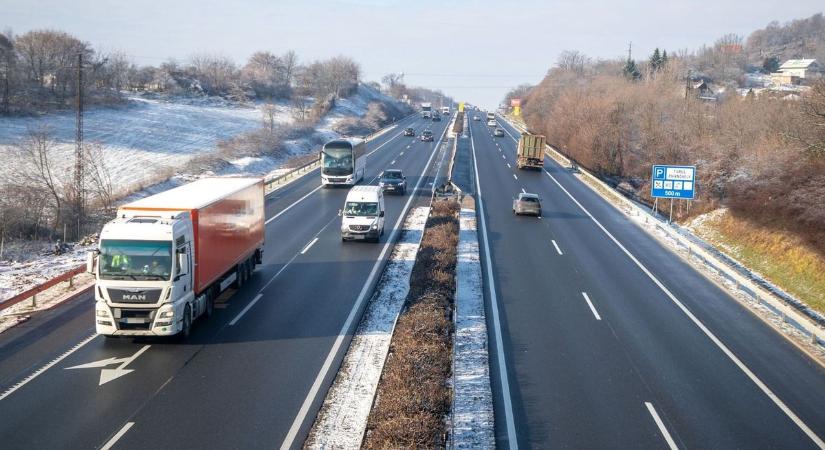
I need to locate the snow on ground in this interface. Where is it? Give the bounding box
[305,206,429,450]
[451,207,495,449]
[0,85,405,308]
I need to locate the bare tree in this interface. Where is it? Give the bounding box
[14,126,68,235]
[281,50,298,87]
[262,103,278,134]
[556,50,591,75]
[0,31,14,114]
[83,142,115,214]
[291,93,311,121]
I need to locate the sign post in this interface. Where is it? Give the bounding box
[650,165,696,223]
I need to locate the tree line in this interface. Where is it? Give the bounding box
[509,44,825,254]
[0,28,363,115]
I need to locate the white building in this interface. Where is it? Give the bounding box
[778,59,819,79]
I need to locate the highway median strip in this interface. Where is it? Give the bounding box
[362,199,459,449]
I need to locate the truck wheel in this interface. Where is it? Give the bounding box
[205,290,215,318]
[235,265,245,288]
[181,304,192,339]
[246,259,254,279]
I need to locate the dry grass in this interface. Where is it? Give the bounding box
[362,199,459,449]
[694,210,825,314]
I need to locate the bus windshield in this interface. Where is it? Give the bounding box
[322,145,354,176]
[99,239,173,281]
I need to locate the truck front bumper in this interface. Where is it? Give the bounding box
[95,301,182,336]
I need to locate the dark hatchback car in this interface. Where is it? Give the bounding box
[403,127,415,136]
[420,130,434,142]
[379,169,407,194]
[432,115,442,122]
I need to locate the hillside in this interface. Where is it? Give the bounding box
[746,13,825,65]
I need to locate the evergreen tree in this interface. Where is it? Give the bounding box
[762,56,780,73]
[661,50,669,68]
[649,48,662,71]
[623,58,640,80]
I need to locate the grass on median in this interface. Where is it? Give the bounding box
[690,209,825,315]
[363,199,460,449]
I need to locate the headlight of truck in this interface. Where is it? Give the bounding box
[158,310,174,318]
[372,221,379,230]
[96,309,109,317]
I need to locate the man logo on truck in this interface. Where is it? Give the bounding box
[122,294,147,301]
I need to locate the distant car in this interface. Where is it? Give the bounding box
[513,193,542,216]
[420,130,434,142]
[494,128,505,137]
[473,115,480,121]
[432,115,441,122]
[403,127,415,136]
[379,169,407,195]
[487,119,496,127]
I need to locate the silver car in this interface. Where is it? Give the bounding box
[513,193,542,216]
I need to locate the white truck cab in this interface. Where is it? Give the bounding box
[341,186,385,242]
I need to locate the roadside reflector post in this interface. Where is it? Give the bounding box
[31,293,37,308]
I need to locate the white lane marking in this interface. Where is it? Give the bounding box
[468,122,518,449]
[266,121,415,226]
[300,237,319,254]
[502,154,506,159]
[266,185,323,225]
[582,292,602,321]
[279,123,449,450]
[67,344,151,385]
[513,174,518,180]
[101,422,135,450]
[645,402,679,450]
[552,240,563,255]
[0,333,97,402]
[229,294,263,326]
[507,163,512,169]
[521,188,526,194]
[544,169,825,448]
[400,151,404,155]
[390,160,396,165]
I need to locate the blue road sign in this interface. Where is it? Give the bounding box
[651,165,696,199]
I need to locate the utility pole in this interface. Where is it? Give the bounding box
[627,41,632,61]
[75,52,84,239]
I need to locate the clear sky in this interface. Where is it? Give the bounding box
[3,0,823,109]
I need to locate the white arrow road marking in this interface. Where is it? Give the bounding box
[66,345,151,385]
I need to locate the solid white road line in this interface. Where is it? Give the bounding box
[469,122,518,450]
[582,292,602,321]
[544,168,825,448]
[101,422,135,450]
[645,402,679,450]
[229,294,263,326]
[300,237,319,254]
[0,333,98,402]
[552,240,563,255]
[279,123,449,450]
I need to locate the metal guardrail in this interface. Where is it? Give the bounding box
[1,265,87,313]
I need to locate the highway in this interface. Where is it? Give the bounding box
[467,114,825,449]
[0,113,452,449]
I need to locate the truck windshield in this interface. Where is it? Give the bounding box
[344,202,379,217]
[99,240,173,281]
[322,146,354,176]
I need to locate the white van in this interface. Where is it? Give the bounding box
[341,186,385,242]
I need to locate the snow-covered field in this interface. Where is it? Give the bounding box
[305,207,429,449]
[0,84,404,307]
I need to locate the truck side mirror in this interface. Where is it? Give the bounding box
[177,252,188,276]
[86,251,96,274]
[338,209,343,217]
[379,211,385,217]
